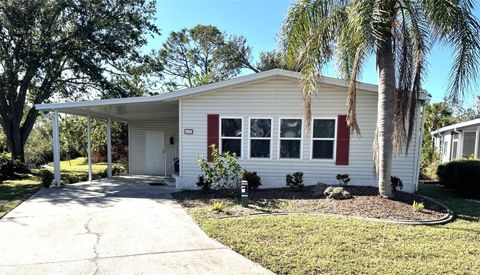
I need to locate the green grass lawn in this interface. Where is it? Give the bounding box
[185,184,480,274]
[0,157,110,219]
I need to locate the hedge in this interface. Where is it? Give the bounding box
[437,160,480,199]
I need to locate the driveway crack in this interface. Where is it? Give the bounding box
[84,217,101,275]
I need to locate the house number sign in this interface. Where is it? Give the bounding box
[184,129,194,135]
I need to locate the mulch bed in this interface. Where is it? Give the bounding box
[173,185,449,222]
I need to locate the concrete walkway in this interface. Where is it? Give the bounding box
[0,176,272,274]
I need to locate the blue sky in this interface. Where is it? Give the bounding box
[151,0,480,105]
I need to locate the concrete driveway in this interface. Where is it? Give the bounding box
[0,176,271,274]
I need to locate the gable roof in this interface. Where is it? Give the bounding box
[35,69,379,112]
[431,118,480,135]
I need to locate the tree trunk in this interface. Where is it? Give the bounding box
[376,36,395,198]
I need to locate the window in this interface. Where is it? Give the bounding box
[220,118,242,157]
[279,118,302,159]
[312,119,336,159]
[249,118,272,158]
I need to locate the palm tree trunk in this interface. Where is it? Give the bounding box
[376,36,395,198]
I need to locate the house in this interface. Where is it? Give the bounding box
[431,119,480,163]
[35,69,428,193]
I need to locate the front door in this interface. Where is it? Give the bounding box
[145,130,165,175]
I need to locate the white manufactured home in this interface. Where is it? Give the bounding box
[36,69,428,193]
[431,119,480,163]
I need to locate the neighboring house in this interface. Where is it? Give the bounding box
[36,69,428,193]
[431,119,480,163]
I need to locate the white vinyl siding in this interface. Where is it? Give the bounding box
[128,119,179,175]
[177,77,421,192]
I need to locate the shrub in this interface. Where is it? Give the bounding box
[62,174,81,184]
[313,182,328,196]
[286,171,304,190]
[39,169,54,188]
[243,171,262,191]
[211,201,226,213]
[197,145,244,194]
[100,168,108,178]
[412,200,425,212]
[336,174,350,186]
[196,175,212,192]
[0,153,29,182]
[391,176,403,193]
[112,164,127,176]
[437,160,480,199]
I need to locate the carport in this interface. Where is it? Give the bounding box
[35,95,180,187]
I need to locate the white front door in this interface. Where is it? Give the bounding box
[145,130,165,175]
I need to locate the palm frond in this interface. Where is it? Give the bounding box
[422,0,480,102]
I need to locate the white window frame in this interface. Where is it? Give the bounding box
[310,117,337,161]
[219,116,243,159]
[248,117,273,160]
[278,117,303,160]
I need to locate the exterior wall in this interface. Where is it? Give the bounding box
[433,124,480,163]
[177,77,422,193]
[128,120,179,175]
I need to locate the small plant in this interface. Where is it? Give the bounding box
[197,144,244,194]
[412,200,425,212]
[391,176,403,193]
[112,164,127,176]
[286,171,304,190]
[211,201,226,213]
[100,168,108,178]
[39,169,54,188]
[336,174,350,186]
[196,175,212,192]
[243,171,262,191]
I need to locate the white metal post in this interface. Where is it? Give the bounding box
[52,111,61,187]
[475,127,480,158]
[107,119,112,179]
[87,117,92,182]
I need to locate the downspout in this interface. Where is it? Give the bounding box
[414,101,428,192]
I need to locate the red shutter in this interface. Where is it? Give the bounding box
[336,115,350,165]
[207,114,219,162]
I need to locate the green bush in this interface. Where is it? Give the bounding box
[243,171,262,191]
[391,176,403,193]
[39,169,54,188]
[286,171,304,190]
[0,153,29,182]
[197,144,244,193]
[437,160,480,199]
[112,164,127,176]
[336,174,350,186]
[196,175,212,192]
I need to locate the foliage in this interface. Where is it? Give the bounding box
[153,24,259,91]
[390,176,403,193]
[412,201,425,212]
[196,175,212,193]
[256,50,300,71]
[452,96,480,122]
[0,0,158,161]
[420,102,457,179]
[210,201,227,213]
[197,145,244,193]
[39,169,54,188]
[286,171,304,190]
[24,117,53,167]
[313,182,328,196]
[336,174,350,186]
[0,153,29,182]
[111,164,127,176]
[437,160,480,199]
[282,0,480,198]
[242,171,262,191]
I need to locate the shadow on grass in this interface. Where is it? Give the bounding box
[418,183,480,222]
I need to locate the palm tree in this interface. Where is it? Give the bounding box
[282,0,480,198]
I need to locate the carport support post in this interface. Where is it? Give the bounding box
[52,111,61,187]
[107,118,112,179]
[87,116,92,182]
